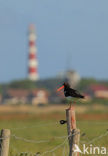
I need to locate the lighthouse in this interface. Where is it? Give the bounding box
[28,24,39,81]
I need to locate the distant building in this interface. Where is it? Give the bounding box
[3,89,49,105]
[4,89,29,104]
[30,89,49,105]
[87,84,108,99]
[66,70,80,88]
[57,70,80,88]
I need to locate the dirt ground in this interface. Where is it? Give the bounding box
[0,104,107,121]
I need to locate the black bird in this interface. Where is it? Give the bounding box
[57,82,84,99]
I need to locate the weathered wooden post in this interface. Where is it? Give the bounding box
[66,105,80,156]
[0,129,10,156]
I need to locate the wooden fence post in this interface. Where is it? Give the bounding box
[0,129,10,156]
[71,129,80,156]
[66,105,80,156]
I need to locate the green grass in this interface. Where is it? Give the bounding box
[0,112,107,156]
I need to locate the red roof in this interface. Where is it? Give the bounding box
[89,84,108,91]
[7,89,49,98]
[7,89,29,98]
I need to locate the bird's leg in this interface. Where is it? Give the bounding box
[69,98,73,109]
[73,99,76,108]
[68,98,74,109]
[69,101,72,109]
[69,99,76,109]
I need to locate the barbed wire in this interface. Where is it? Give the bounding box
[12,135,50,144]
[8,130,108,156]
[81,133,99,156]
[40,138,68,156]
[11,134,67,144]
[80,130,108,156]
[0,122,107,156]
[62,143,67,156]
[10,132,79,156]
[87,131,108,145]
[40,131,80,156]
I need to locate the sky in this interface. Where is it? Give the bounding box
[0,0,108,82]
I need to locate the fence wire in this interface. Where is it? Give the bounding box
[8,129,108,156]
[0,121,108,156]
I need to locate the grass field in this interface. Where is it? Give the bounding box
[0,105,108,156]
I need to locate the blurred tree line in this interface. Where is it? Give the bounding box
[0,78,108,94]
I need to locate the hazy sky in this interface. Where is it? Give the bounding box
[0,0,108,82]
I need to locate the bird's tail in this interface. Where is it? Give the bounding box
[79,95,84,98]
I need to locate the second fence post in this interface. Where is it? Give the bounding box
[0,129,10,156]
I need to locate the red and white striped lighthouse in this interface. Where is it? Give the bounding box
[28,24,39,81]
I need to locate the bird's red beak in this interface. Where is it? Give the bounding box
[57,85,64,92]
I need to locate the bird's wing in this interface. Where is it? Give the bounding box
[74,90,80,95]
